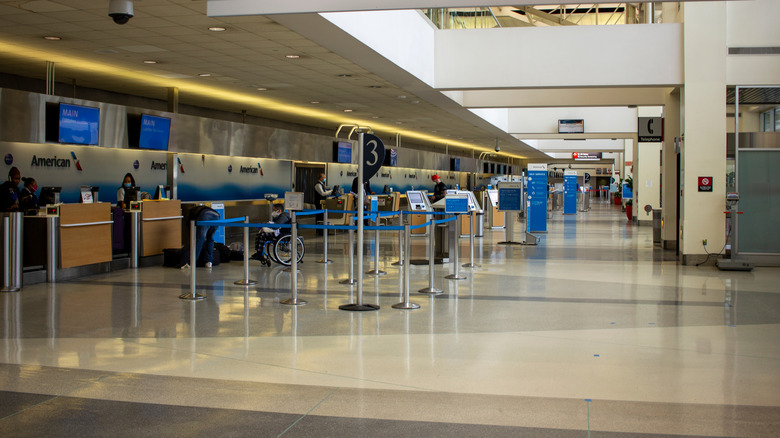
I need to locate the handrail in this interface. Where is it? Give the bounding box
[61,220,113,228]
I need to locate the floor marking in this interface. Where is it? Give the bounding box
[277,387,340,437]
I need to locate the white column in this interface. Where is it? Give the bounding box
[680,2,727,264]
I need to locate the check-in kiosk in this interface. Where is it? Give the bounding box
[406,190,431,235]
[455,191,482,236]
[486,189,505,228]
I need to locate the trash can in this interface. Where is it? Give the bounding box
[475,211,484,237]
[1,212,23,292]
[652,210,662,244]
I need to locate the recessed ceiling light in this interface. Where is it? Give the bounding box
[310,101,320,104]
[338,74,352,78]
[369,85,382,89]
[143,60,158,64]
[343,109,353,113]
[371,116,380,119]
[256,87,267,91]
[285,55,300,59]
[397,95,407,99]
[43,36,61,41]
[198,73,211,77]
[208,26,226,32]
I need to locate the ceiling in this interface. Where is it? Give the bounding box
[0,0,549,159]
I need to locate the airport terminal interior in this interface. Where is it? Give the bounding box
[1,0,779,437]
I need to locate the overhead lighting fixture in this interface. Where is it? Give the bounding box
[256,87,267,91]
[43,36,61,41]
[143,60,158,64]
[285,55,300,59]
[343,109,353,113]
[310,101,320,104]
[198,73,211,77]
[397,95,407,99]
[338,74,352,78]
[369,85,382,89]
[208,26,226,32]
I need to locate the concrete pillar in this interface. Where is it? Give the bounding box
[680,2,727,265]
[662,90,681,249]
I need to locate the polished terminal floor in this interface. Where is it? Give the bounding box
[2,200,779,437]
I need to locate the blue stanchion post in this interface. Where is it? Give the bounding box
[235,216,258,286]
[393,224,420,309]
[180,219,205,300]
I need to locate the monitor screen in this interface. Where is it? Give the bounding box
[407,191,424,205]
[38,186,61,206]
[139,114,171,150]
[487,190,499,206]
[558,119,584,134]
[334,141,352,163]
[59,103,100,145]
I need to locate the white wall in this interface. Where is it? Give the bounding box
[322,10,436,86]
[506,107,638,134]
[435,24,683,89]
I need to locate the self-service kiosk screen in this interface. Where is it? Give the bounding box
[487,190,499,207]
[407,191,426,209]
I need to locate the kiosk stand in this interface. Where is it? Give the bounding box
[443,194,468,281]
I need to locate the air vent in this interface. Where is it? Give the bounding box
[728,47,780,55]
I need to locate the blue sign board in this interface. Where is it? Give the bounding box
[139,114,172,151]
[59,103,100,145]
[210,203,225,244]
[498,187,523,211]
[445,196,469,214]
[527,165,548,232]
[564,172,577,214]
[622,185,633,199]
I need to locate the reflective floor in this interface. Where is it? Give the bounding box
[2,201,779,437]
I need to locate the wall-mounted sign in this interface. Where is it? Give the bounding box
[572,152,602,161]
[558,119,584,133]
[638,117,663,142]
[698,176,713,192]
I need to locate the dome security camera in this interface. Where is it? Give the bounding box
[495,144,500,152]
[109,0,134,25]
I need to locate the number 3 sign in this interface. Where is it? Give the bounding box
[362,133,386,181]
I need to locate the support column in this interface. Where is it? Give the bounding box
[680,2,727,265]
[168,87,179,113]
[662,89,681,250]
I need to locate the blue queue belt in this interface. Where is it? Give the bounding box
[194,209,454,232]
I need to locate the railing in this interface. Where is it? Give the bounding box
[424,4,664,30]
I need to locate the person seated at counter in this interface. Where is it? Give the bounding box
[0,167,21,212]
[117,173,136,209]
[19,177,39,212]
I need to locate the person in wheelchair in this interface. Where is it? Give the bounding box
[252,203,297,265]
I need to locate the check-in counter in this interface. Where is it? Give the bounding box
[60,203,112,269]
[140,200,182,256]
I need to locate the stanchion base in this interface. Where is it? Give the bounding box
[283,267,301,273]
[366,270,387,276]
[445,274,467,280]
[234,280,258,286]
[462,263,481,268]
[498,241,523,245]
[410,258,443,265]
[339,278,357,285]
[1,287,21,293]
[339,303,380,311]
[391,261,402,266]
[419,287,443,294]
[392,302,421,310]
[179,292,206,301]
[316,259,333,264]
[280,298,307,306]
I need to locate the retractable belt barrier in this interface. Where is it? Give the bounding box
[186,209,457,309]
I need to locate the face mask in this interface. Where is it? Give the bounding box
[272,211,280,219]
[31,184,38,192]
[323,178,326,183]
[124,183,132,188]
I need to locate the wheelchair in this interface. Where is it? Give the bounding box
[251,230,304,266]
